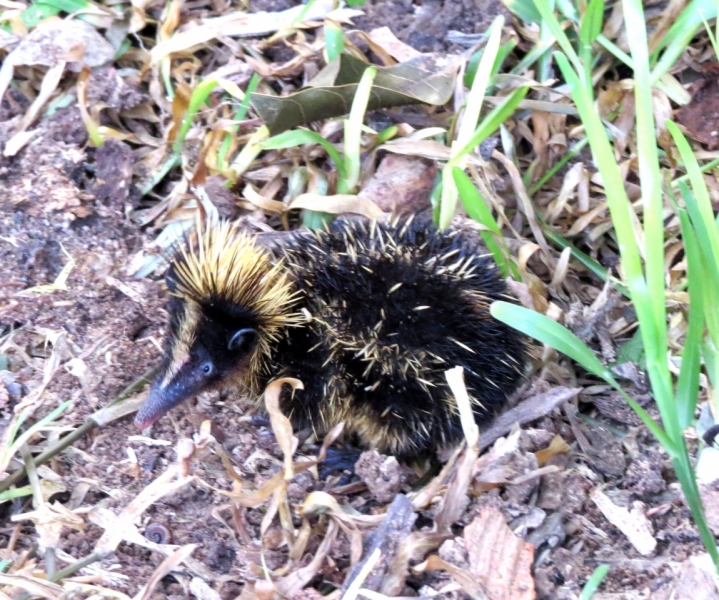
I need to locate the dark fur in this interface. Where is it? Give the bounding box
[266,218,527,458]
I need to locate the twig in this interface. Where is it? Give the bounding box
[479,386,580,451]
[0,367,157,495]
[341,494,416,595]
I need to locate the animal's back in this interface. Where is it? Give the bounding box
[269,218,527,457]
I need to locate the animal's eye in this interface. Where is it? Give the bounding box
[201,362,213,376]
[228,328,257,352]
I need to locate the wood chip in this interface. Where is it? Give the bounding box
[591,490,657,556]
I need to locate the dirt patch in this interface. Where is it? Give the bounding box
[353,0,511,54]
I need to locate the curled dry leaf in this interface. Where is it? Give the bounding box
[435,367,480,531]
[93,464,194,557]
[263,377,303,480]
[0,572,64,599]
[413,555,489,600]
[534,435,571,466]
[274,518,340,597]
[11,501,84,552]
[288,194,388,220]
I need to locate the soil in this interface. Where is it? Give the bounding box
[0,2,716,600]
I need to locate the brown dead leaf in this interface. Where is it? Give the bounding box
[464,507,536,600]
[150,0,362,63]
[274,519,339,596]
[677,64,719,149]
[534,435,571,466]
[413,555,489,599]
[263,378,303,480]
[287,194,389,220]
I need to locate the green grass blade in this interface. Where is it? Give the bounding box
[677,181,719,348]
[490,301,672,448]
[667,120,719,266]
[261,129,347,181]
[553,52,646,298]
[217,73,259,172]
[0,400,71,476]
[174,78,219,153]
[676,210,704,431]
[451,85,529,165]
[579,0,604,48]
[491,301,615,380]
[580,565,609,599]
[439,16,504,229]
[343,65,377,193]
[531,0,583,74]
[500,0,542,23]
[453,168,519,279]
[324,19,345,63]
[623,0,664,296]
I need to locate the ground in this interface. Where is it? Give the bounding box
[0,1,718,599]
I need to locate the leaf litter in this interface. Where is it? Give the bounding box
[1,0,719,599]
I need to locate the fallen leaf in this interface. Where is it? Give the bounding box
[464,506,536,600]
[252,53,460,134]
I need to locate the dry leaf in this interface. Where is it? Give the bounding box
[263,377,302,479]
[464,507,535,600]
[94,464,194,556]
[288,193,388,219]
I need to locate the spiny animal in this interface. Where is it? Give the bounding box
[134,217,527,459]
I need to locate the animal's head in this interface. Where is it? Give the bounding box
[135,222,299,429]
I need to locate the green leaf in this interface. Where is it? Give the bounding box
[580,565,609,600]
[490,301,615,381]
[451,84,529,165]
[465,40,517,89]
[174,78,219,153]
[579,0,605,47]
[21,2,61,27]
[452,167,519,280]
[343,65,377,193]
[499,0,542,23]
[615,328,645,367]
[676,209,704,431]
[324,20,344,63]
[677,180,719,347]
